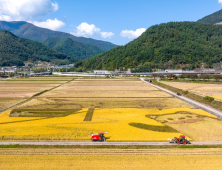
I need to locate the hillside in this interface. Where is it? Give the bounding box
[0,30,72,66]
[197,9,222,24]
[43,38,103,61]
[74,22,222,71]
[0,21,118,51]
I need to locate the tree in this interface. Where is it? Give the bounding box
[167,74,177,80]
[213,74,222,81]
[151,74,158,79]
[189,74,198,80]
[200,74,210,81]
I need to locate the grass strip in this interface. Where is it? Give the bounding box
[84,108,94,121]
[160,79,222,84]
[0,145,222,149]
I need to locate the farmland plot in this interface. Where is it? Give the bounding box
[0,148,222,170]
[1,107,220,141]
[163,81,222,101]
[0,78,71,110]
[0,78,220,141]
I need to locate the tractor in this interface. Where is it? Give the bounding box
[168,135,191,144]
[91,132,107,142]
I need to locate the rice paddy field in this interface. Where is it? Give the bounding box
[0,77,73,110]
[0,77,221,141]
[0,148,222,170]
[162,81,222,101]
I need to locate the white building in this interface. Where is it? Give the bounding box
[93,70,112,74]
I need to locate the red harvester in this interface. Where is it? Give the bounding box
[91,132,107,142]
[168,135,191,144]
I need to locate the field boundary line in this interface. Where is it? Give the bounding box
[141,78,222,119]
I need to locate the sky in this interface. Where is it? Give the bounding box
[0,0,222,45]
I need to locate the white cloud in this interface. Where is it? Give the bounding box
[0,0,58,21]
[32,18,65,31]
[219,0,222,4]
[120,28,146,39]
[0,15,12,21]
[71,22,100,37]
[100,32,115,38]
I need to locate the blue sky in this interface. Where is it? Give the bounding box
[0,0,222,45]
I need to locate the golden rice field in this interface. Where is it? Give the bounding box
[0,108,220,141]
[0,148,222,170]
[1,77,221,142]
[163,81,222,101]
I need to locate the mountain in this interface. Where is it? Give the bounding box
[0,30,72,66]
[43,37,103,61]
[74,22,222,71]
[0,21,118,51]
[197,9,222,24]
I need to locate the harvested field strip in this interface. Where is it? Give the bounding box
[1,155,222,170]
[0,79,73,114]
[10,109,82,118]
[0,148,222,156]
[17,98,191,109]
[84,108,95,121]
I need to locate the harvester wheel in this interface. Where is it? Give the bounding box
[103,137,106,142]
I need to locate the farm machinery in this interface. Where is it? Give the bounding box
[168,135,191,144]
[91,132,107,142]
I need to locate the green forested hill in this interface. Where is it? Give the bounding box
[0,30,70,66]
[74,22,222,72]
[0,21,118,51]
[43,38,103,61]
[197,9,222,24]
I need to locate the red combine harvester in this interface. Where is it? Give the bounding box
[91,132,107,142]
[168,135,191,144]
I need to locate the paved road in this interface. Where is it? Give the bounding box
[141,78,222,119]
[38,97,173,99]
[0,141,222,146]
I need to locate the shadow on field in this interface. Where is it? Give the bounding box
[129,123,179,132]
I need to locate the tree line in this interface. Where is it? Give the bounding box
[73,22,222,72]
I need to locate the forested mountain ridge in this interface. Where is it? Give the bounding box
[197,9,222,24]
[74,22,222,72]
[0,30,71,66]
[0,21,118,51]
[43,37,103,61]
